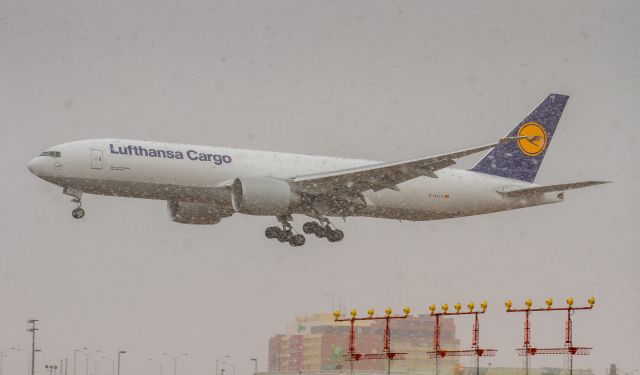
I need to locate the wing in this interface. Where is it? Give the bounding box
[498,181,611,197]
[291,139,516,195]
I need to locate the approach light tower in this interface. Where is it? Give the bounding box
[334,307,411,375]
[505,296,595,375]
[162,353,188,375]
[426,301,496,375]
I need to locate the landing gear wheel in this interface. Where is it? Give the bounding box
[289,234,306,247]
[314,226,328,238]
[303,221,320,234]
[277,230,292,243]
[327,229,344,242]
[265,226,281,239]
[267,215,307,246]
[304,214,345,243]
[72,207,85,219]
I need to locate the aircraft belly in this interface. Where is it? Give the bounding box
[55,176,231,203]
[354,175,509,221]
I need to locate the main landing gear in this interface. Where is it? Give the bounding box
[64,187,85,219]
[302,221,344,242]
[264,215,344,246]
[265,215,306,247]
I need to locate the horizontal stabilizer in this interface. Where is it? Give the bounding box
[499,181,610,197]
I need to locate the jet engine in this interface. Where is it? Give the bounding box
[167,200,233,224]
[231,177,297,215]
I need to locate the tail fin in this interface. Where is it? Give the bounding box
[470,94,569,183]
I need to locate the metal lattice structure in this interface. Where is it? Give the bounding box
[506,297,595,375]
[515,347,592,356]
[334,308,410,375]
[425,302,497,375]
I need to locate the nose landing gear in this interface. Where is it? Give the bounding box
[64,187,85,219]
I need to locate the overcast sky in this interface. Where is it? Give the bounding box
[1,1,639,375]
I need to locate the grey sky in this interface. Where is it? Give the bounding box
[1,1,639,375]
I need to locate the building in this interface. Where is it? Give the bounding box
[268,312,460,373]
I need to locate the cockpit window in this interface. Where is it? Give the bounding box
[40,151,61,158]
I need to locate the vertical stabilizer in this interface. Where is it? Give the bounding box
[470,94,569,183]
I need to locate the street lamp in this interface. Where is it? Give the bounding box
[162,353,188,375]
[7,347,27,375]
[45,365,59,375]
[101,357,114,375]
[74,349,88,375]
[250,359,257,375]
[215,356,229,375]
[220,363,235,375]
[148,359,163,375]
[1,348,22,375]
[85,351,100,375]
[1,350,8,375]
[11,348,25,375]
[57,359,68,375]
[117,352,126,375]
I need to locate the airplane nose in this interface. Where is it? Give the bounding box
[27,157,41,175]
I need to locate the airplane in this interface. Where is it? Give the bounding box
[28,94,608,246]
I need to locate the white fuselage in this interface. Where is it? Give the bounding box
[28,139,563,221]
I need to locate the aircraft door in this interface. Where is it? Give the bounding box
[91,149,103,170]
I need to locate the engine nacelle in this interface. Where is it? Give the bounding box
[167,200,232,224]
[231,177,296,215]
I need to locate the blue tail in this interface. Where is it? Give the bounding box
[470,94,569,183]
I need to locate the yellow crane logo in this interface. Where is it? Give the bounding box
[517,122,547,156]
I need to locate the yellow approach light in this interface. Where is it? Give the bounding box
[455,303,462,312]
[333,310,341,319]
[350,309,358,317]
[567,297,574,307]
[368,308,375,317]
[588,296,596,306]
[546,298,553,308]
[468,302,475,312]
[404,307,411,316]
[505,300,513,311]
[442,304,449,313]
[385,307,392,316]
[429,304,436,313]
[525,299,533,309]
[481,301,488,312]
